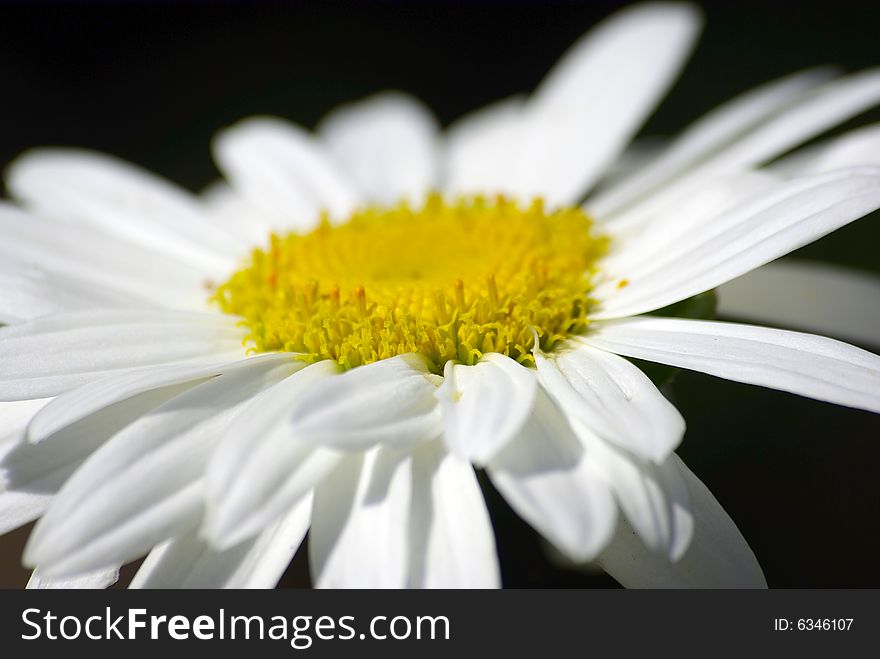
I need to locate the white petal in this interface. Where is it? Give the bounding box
[487,389,617,562]
[587,316,880,414]
[201,180,276,245]
[132,495,311,589]
[0,268,139,325]
[319,92,439,205]
[437,354,537,466]
[0,400,59,535]
[206,360,343,549]
[717,259,880,348]
[509,3,702,205]
[597,454,766,588]
[576,424,692,560]
[593,167,880,319]
[288,353,442,452]
[0,398,52,444]
[25,358,264,444]
[27,566,119,589]
[442,95,525,197]
[213,116,359,230]
[0,399,55,525]
[1,381,202,534]
[721,68,880,172]
[771,123,880,176]
[604,68,880,231]
[0,309,247,400]
[589,67,834,217]
[0,488,52,537]
[592,136,668,191]
[409,440,499,588]
[29,484,205,578]
[24,355,298,576]
[6,148,239,273]
[599,169,777,267]
[536,340,684,463]
[0,203,208,309]
[310,448,412,588]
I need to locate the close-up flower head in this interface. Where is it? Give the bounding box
[1,1,879,591]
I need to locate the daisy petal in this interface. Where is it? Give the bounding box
[0,309,247,400]
[0,488,51,536]
[27,566,119,589]
[25,358,267,444]
[715,68,880,174]
[487,389,617,563]
[6,149,239,272]
[310,448,412,588]
[23,356,298,576]
[1,381,202,534]
[771,123,880,176]
[593,167,880,319]
[587,316,880,415]
[319,92,439,205]
[717,259,880,348]
[201,180,276,244]
[599,170,778,266]
[0,268,138,325]
[288,353,442,452]
[595,137,668,189]
[604,68,880,231]
[28,483,204,578]
[0,399,59,535]
[443,95,525,197]
[597,454,766,588]
[589,67,834,217]
[577,424,692,560]
[510,2,702,205]
[0,204,208,309]
[206,361,343,549]
[437,354,537,466]
[0,399,52,444]
[536,340,685,463]
[409,440,500,588]
[132,495,311,589]
[213,116,359,230]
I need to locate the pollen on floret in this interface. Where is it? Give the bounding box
[212,193,608,372]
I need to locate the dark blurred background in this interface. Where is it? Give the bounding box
[1,0,879,588]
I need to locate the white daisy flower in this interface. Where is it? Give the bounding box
[2,2,880,590]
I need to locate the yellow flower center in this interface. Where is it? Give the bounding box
[212,194,608,371]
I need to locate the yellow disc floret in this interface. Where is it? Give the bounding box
[212,194,608,371]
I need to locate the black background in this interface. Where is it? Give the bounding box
[1,0,879,588]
